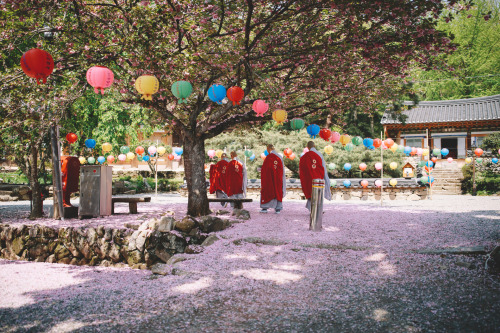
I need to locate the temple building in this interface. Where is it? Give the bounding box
[381,94,500,158]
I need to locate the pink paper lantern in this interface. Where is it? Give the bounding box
[148,146,157,155]
[329,131,341,143]
[86,66,114,94]
[359,163,367,171]
[260,153,266,160]
[107,155,115,163]
[447,157,453,163]
[303,147,309,154]
[375,179,382,187]
[118,154,126,161]
[208,149,216,159]
[375,162,382,170]
[174,154,181,160]
[252,99,269,117]
[416,148,423,156]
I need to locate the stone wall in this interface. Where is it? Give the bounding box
[0,211,246,269]
[331,187,428,201]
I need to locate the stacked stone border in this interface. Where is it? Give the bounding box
[0,209,249,269]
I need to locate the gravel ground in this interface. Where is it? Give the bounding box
[0,195,499,333]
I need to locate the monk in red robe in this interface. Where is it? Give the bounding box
[212,153,230,206]
[226,151,247,207]
[299,141,331,210]
[260,144,286,214]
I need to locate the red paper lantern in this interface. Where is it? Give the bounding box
[20,48,54,84]
[227,86,244,106]
[135,146,145,155]
[474,148,483,157]
[319,128,332,141]
[283,148,292,157]
[86,66,114,94]
[384,138,394,148]
[411,147,417,156]
[360,180,369,188]
[289,153,296,160]
[252,100,269,117]
[167,154,175,161]
[431,156,437,163]
[373,138,382,148]
[66,133,78,144]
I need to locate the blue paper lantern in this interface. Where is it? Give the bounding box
[441,148,449,157]
[85,139,96,149]
[404,146,412,156]
[173,147,183,155]
[429,176,435,184]
[264,150,269,156]
[97,156,105,164]
[492,157,498,164]
[208,84,227,104]
[363,138,374,148]
[143,155,150,162]
[368,145,375,150]
[343,180,351,188]
[344,163,352,171]
[426,161,434,167]
[306,124,320,139]
[249,154,256,161]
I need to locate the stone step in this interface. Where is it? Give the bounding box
[0,190,13,196]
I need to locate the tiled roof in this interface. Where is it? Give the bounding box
[381,94,500,125]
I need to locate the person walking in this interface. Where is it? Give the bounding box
[260,144,286,214]
[211,153,230,206]
[299,141,331,211]
[226,151,247,207]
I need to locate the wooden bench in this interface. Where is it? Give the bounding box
[208,198,253,209]
[112,197,151,214]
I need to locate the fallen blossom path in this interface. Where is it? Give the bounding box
[1,195,499,332]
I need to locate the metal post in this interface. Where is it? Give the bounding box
[380,131,383,207]
[50,124,64,220]
[426,129,430,200]
[310,178,324,231]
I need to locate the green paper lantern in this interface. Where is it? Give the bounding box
[397,145,405,153]
[290,118,305,131]
[331,179,337,187]
[137,154,143,161]
[244,150,253,158]
[120,146,130,154]
[432,148,441,156]
[344,143,355,152]
[328,163,336,170]
[476,158,483,164]
[171,81,193,104]
[87,157,95,164]
[351,136,363,146]
[418,160,426,167]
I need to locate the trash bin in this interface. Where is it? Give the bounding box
[309,178,324,231]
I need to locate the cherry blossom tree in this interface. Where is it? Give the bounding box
[1,0,470,216]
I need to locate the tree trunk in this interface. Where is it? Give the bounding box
[183,134,210,216]
[28,145,43,219]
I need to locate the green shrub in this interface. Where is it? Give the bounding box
[461,164,500,194]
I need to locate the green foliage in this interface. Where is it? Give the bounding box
[206,128,406,179]
[117,175,181,192]
[411,0,500,100]
[481,132,500,151]
[461,163,500,194]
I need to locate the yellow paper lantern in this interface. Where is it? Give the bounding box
[465,157,472,164]
[389,178,398,187]
[216,149,223,159]
[126,152,135,160]
[390,143,398,153]
[135,75,159,101]
[324,145,333,155]
[272,109,287,125]
[102,142,112,152]
[390,162,398,170]
[339,134,351,146]
[78,156,86,164]
[157,146,166,156]
[422,148,429,156]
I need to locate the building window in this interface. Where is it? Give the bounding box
[471,136,484,147]
[405,138,422,148]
